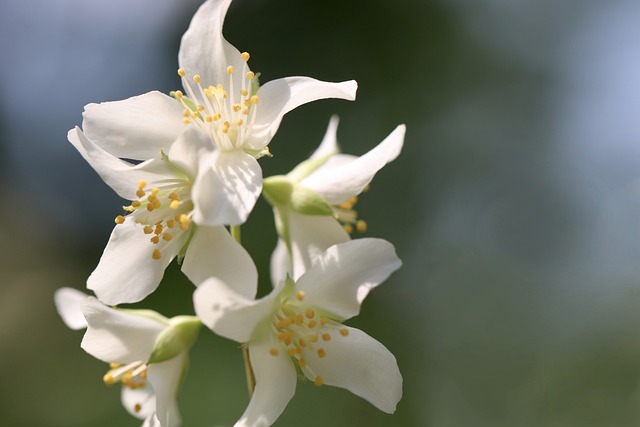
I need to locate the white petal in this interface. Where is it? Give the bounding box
[178,0,245,89]
[82,91,184,160]
[269,238,291,288]
[142,415,162,427]
[182,226,258,298]
[296,238,402,320]
[193,278,278,343]
[80,297,166,364]
[192,150,262,226]
[121,383,156,419]
[87,220,190,305]
[234,334,297,427]
[244,77,357,151]
[300,124,405,204]
[54,287,89,330]
[147,355,185,427]
[300,326,402,414]
[309,115,340,160]
[167,126,213,179]
[286,210,349,280]
[68,127,173,200]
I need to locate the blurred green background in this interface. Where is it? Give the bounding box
[3,0,640,426]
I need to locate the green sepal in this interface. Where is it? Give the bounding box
[262,175,294,207]
[290,185,332,216]
[148,316,201,364]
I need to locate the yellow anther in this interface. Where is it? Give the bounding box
[307,320,317,329]
[227,65,234,74]
[150,236,160,244]
[134,403,142,413]
[166,219,175,228]
[250,95,259,104]
[109,363,121,369]
[317,348,326,358]
[314,376,324,387]
[343,224,354,234]
[299,358,307,367]
[131,200,141,208]
[340,328,349,336]
[191,111,198,119]
[233,104,241,112]
[174,90,183,99]
[177,68,186,77]
[320,317,329,326]
[240,89,248,96]
[356,220,367,233]
[197,104,205,112]
[296,290,305,301]
[170,200,181,209]
[269,347,279,356]
[179,214,191,230]
[309,333,319,343]
[299,338,307,348]
[138,180,147,189]
[182,118,191,125]
[146,204,155,212]
[152,249,161,260]
[242,107,249,115]
[154,225,163,234]
[136,189,145,198]
[115,215,126,224]
[151,188,160,196]
[143,225,153,234]
[295,346,303,355]
[183,109,191,117]
[287,348,296,356]
[246,71,255,80]
[236,119,244,126]
[205,115,214,122]
[305,308,315,319]
[163,232,173,241]
[241,52,250,61]
[103,373,115,385]
[168,192,179,200]
[213,113,221,121]
[322,333,331,342]
[243,100,251,106]
[152,199,161,209]
[193,74,201,83]
[296,314,304,324]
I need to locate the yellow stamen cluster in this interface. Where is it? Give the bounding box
[114,179,193,261]
[173,52,260,152]
[267,290,351,388]
[103,361,148,390]
[333,196,368,235]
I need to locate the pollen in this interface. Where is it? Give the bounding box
[163,232,173,241]
[320,316,329,326]
[317,348,326,358]
[241,51,250,61]
[314,376,324,387]
[305,308,315,319]
[170,200,181,209]
[143,225,153,234]
[340,328,349,336]
[269,347,279,356]
[115,215,125,224]
[322,333,332,342]
[103,373,115,385]
[177,68,186,77]
[343,224,354,234]
[299,358,307,367]
[356,219,368,233]
[193,74,201,83]
[227,65,234,74]
[250,95,259,104]
[246,71,255,80]
[152,249,161,260]
[296,290,305,301]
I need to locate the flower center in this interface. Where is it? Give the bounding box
[267,290,350,387]
[114,178,193,260]
[103,361,148,390]
[332,195,367,234]
[172,52,259,152]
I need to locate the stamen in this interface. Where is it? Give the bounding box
[227,66,234,74]
[340,328,349,336]
[115,215,125,224]
[241,52,250,61]
[296,291,305,301]
[152,249,161,260]
[356,219,367,233]
[314,376,324,387]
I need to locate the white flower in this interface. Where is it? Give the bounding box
[77,0,357,227]
[193,239,403,427]
[69,126,257,305]
[54,288,201,427]
[263,116,405,281]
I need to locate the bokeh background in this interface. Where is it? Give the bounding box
[3,0,640,425]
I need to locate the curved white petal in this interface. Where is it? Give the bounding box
[167,126,213,178]
[269,238,291,288]
[142,415,162,427]
[300,325,402,414]
[178,0,245,89]
[82,91,184,160]
[287,210,350,280]
[296,239,402,320]
[244,77,357,151]
[234,334,297,427]
[147,355,185,427]
[193,278,279,343]
[182,226,258,298]
[54,287,89,330]
[122,383,156,420]
[80,297,166,364]
[309,115,340,160]
[87,220,190,305]
[192,150,262,226]
[68,127,173,200]
[300,124,405,204]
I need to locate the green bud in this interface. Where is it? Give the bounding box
[148,316,201,364]
[290,185,333,216]
[263,175,294,207]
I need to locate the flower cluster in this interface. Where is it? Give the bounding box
[55,1,405,426]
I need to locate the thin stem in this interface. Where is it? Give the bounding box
[230,225,256,397]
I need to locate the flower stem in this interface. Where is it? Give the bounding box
[230,225,256,398]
